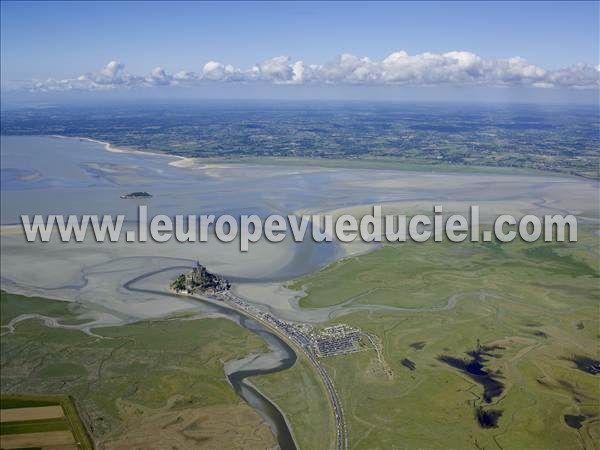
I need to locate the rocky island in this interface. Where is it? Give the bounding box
[171,262,231,295]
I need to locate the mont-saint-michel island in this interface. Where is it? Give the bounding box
[1,2,598,450]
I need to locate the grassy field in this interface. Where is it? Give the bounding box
[1,418,69,435]
[1,292,86,325]
[0,292,279,449]
[291,230,599,311]
[190,155,565,178]
[291,227,600,449]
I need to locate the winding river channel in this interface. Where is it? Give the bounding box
[123,266,299,450]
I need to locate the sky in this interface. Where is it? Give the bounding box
[1,1,598,103]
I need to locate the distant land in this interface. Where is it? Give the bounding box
[1,101,598,179]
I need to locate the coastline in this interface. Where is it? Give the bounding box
[49,134,193,167]
[46,134,579,179]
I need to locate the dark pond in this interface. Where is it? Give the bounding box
[401,358,416,371]
[564,414,587,429]
[438,345,505,403]
[569,355,600,375]
[475,406,503,428]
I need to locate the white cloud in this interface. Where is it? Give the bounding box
[20,51,600,92]
[253,56,295,83]
[546,63,600,89]
[202,61,231,81]
[173,70,199,82]
[146,67,172,85]
[101,60,124,79]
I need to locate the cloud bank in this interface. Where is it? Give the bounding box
[21,51,600,92]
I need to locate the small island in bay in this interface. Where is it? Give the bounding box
[120,191,152,199]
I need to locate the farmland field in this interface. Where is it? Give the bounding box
[0,394,92,449]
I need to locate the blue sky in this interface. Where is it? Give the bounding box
[1,1,598,102]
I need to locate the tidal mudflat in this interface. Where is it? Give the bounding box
[2,135,598,324]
